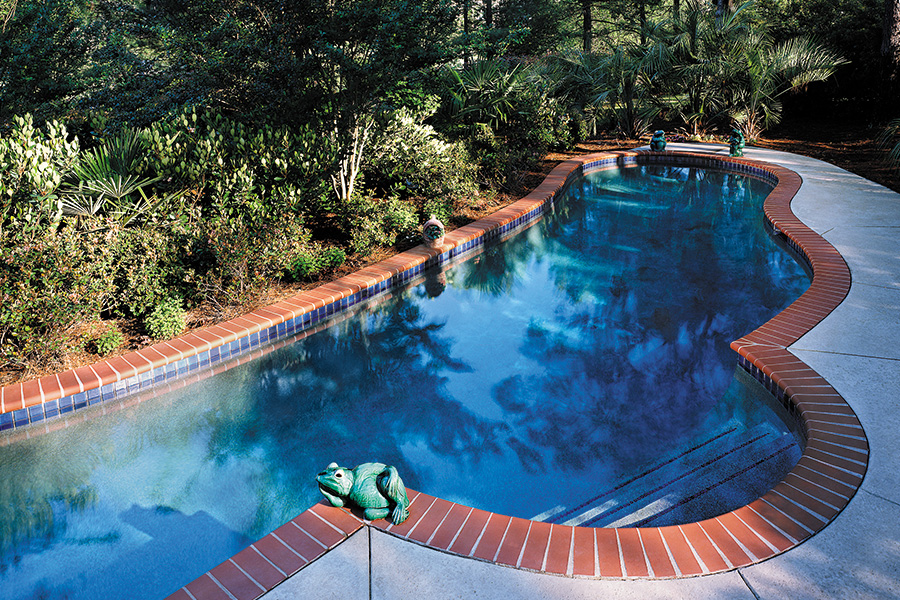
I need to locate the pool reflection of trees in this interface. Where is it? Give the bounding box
[447,166,806,479]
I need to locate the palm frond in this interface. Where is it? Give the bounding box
[62,189,108,218]
[770,37,848,91]
[877,118,900,170]
[76,173,159,201]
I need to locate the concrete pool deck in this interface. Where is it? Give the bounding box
[163,143,900,600]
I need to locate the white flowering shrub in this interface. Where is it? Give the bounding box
[367,108,477,205]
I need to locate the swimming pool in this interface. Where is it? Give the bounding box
[0,161,810,599]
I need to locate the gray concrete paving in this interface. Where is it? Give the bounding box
[369,530,757,600]
[260,144,900,599]
[262,529,370,600]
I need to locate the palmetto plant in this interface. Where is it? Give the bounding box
[61,126,169,228]
[667,0,754,136]
[546,18,672,140]
[595,29,671,139]
[445,60,532,129]
[665,0,844,139]
[728,34,847,140]
[542,50,608,138]
[878,118,900,172]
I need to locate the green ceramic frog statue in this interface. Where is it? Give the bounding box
[729,127,745,157]
[650,129,667,151]
[316,462,410,524]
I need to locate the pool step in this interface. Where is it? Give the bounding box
[609,430,799,528]
[542,424,800,529]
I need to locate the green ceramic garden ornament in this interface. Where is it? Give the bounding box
[316,462,410,524]
[650,130,667,151]
[729,127,745,157]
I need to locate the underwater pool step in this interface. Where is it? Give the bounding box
[623,431,801,528]
[543,424,747,526]
[545,425,800,529]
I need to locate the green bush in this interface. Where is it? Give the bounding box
[93,330,123,356]
[140,108,332,197]
[0,225,115,371]
[290,253,319,280]
[108,225,205,317]
[144,299,185,340]
[422,197,453,225]
[201,187,314,304]
[366,108,477,203]
[344,193,419,255]
[289,245,347,280]
[321,247,346,269]
[0,114,80,227]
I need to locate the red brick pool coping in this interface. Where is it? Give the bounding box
[0,150,867,594]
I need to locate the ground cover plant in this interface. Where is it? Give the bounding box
[0,0,898,381]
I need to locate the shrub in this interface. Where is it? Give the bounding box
[422,197,453,225]
[344,193,419,255]
[366,108,477,203]
[201,187,314,304]
[0,225,115,372]
[289,245,347,281]
[321,247,346,270]
[93,330,123,356]
[144,298,185,340]
[140,108,333,198]
[108,225,205,317]
[290,253,318,280]
[0,114,80,227]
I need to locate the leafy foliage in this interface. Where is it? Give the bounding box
[0,114,79,228]
[93,329,123,356]
[878,118,900,171]
[289,246,347,281]
[0,0,91,123]
[144,298,185,340]
[366,107,478,204]
[61,125,167,227]
[658,1,846,137]
[0,225,114,372]
[343,193,420,255]
[754,0,885,107]
[444,61,533,129]
[107,225,202,317]
[727,33,847,139]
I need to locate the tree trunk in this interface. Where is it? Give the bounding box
[330,116,375,204]
[673,0,680,18]
[639,0,647,44]
[715,0,733,19]
[581,0,592,53]
[883,0,900,78]
[463,0,471,67]
[624,78,636,138]
[484,0,493,28]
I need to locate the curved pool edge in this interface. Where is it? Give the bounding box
[0,149,868,592]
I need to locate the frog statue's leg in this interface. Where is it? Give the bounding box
[376,465,410,525]
[363,506,392,521]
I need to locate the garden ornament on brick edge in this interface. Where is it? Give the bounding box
[317,462,411,524]
[422,216,445,249]
[729,127,745,157]
[650,130,667,151]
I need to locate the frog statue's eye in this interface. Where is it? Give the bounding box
[335,471,343,478]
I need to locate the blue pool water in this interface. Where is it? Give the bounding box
[0,164,809,599]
